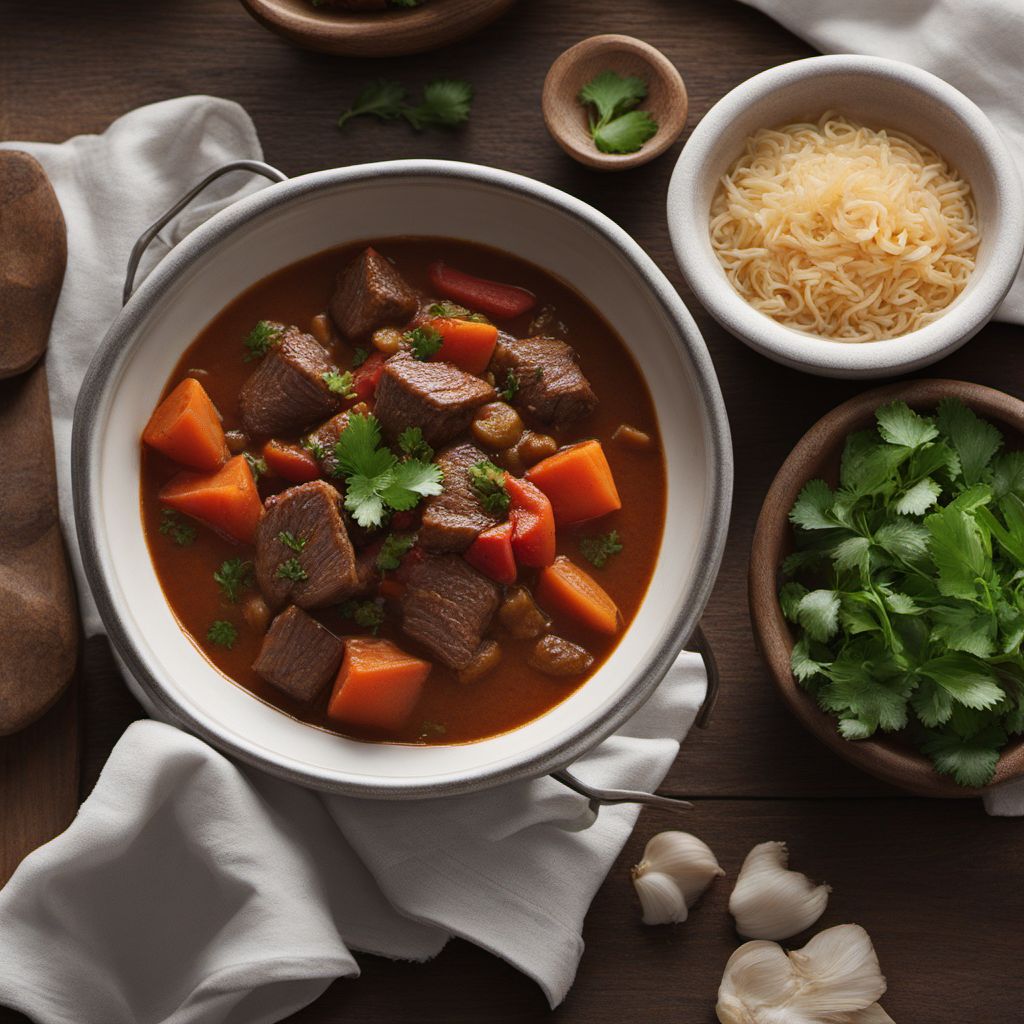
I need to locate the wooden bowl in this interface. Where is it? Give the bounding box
[750,379,1024,798]
[238,0,518,58]
[542,34,688,171]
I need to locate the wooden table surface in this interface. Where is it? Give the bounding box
[3,1,1023,1020]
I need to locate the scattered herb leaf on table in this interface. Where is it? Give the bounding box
[782,398,1024,787]
[338,78,473,132]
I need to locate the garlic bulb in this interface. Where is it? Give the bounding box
[631,831,724,925]
[716,923,890,1024]
[729,841,830,940]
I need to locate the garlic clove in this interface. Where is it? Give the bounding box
[787,924,886,1016]
[633,869,688,925]
[729,841,830,940]
[631,831,725,925]
[716,924,888,1024]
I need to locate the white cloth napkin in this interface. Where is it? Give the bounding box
[741,0,1024,814]
[0,97,708,1023]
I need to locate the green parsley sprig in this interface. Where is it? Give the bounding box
[158,509,196,547]
[337,78,473,132]
[376,532,417,572]
[243,321,283,362]
[580,530,623,568]
[214,558,253,603]
[340,599,386,634]
[323,370,357,398]
[207,620,238,649]
[782,398,1024,787]
[578,71,658,155]
[334,413,443,528]
[469,460,510,517]
[398,426,433,463]
[404,325,443,361]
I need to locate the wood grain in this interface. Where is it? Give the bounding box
[2,2,1023,1022]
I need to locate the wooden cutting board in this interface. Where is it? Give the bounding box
[0,151,80,887]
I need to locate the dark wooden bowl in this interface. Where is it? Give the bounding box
[749,378,1024,798]
[238,0,518,58]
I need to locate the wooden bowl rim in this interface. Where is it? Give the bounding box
[749,378,1024,798]
[238,0,518,57]
[541,33,688,171]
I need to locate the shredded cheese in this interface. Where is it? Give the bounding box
[709,113,980,342]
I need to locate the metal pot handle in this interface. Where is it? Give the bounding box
[122,159,288,305]
[550,621,719,817]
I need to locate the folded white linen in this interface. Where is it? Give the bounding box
[741,0,1024,813]
[0,97,708,1022]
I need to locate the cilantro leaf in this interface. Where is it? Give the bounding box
[578,70,647,124]
[404,325,444,361]
[925,504,990,599]
[398,426,433,462]
[789,479,836,530]
[937,397,1002,485]
[990,451,1024,499]
[894,477,941,516]
[243,321,282,362]
[381,460,444,510]
[592,110,659,154]
[918,653,1004,710]
[337,79,408,129]
[405,79,474,130]
[468,460,510,516]
[875,401,939,449]
[796,589,840,642]
[920,724,1005,787]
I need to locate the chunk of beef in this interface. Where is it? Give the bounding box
[329,247,418,340]
[401,554,500,670]
[498,585,550,639]
[419,442,500,552]
[239,326,341,437]
[528,635,594,677]
[303,402,369,479]
[374,352,495,448]
[253,605,344,702]
[492,335,597,427]
[255,481,359,611]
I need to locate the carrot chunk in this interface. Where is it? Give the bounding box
[262,439,321,483]
[526,440,621,526]
[158,454,263,545]
[430,317,499,376]
[143,377,229,471]
[327,638,430,732]
[505,474,556,568]
[465,521,517,585]
[536,555,620,635]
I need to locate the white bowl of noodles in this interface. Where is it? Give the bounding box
[668,55,1024,379]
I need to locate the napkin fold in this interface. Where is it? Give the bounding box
[0,97,707,1023]
[741,0,1024,814]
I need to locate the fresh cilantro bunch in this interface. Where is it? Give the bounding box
[337,78,473,132]
[782,398,1024,787]
[334,413,443,528]
[578,71,658,155]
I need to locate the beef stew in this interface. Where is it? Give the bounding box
[141,238,666,745]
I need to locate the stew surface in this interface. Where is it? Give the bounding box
[140,238,666,744]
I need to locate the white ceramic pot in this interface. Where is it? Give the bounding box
[668,55,1024,379]
[73,159,732,798]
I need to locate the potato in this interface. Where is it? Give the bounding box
[472,402,524,450]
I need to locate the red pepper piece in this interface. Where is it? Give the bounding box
[428,261,536,320]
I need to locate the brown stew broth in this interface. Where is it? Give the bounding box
[141,238,666,744]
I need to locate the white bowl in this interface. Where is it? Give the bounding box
[73,160,732,798]
[667,55,1024,379]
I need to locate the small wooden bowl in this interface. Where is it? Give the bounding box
[542,34,688,171]
[238,0,518,58]
[750,379,1024,798]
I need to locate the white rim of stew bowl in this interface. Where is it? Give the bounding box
[73,159,733,799]
[667,55,1024,379]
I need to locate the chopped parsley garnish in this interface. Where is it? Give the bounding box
[278,531,308,553]
[377,532,417,572]
[497,370,519,403]
[244,452,267,480]
[352,347,370,368]
[580,530,623,568]
[334,413,443,528]
[782,398,1024,788]
[207,620,238,649]
[427,301,489,323]
[340,599,386,634]
[337,78,473,133]
[214,558,253,603]
[397,426,433,462]
[578,70,659,155]
[404,325,444,361]
[303,438,326,461]
[469,460,510,516]
[275,558,308,582]
[323,370,356,398]
[158,509,196,547]
[243,321,283,362]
